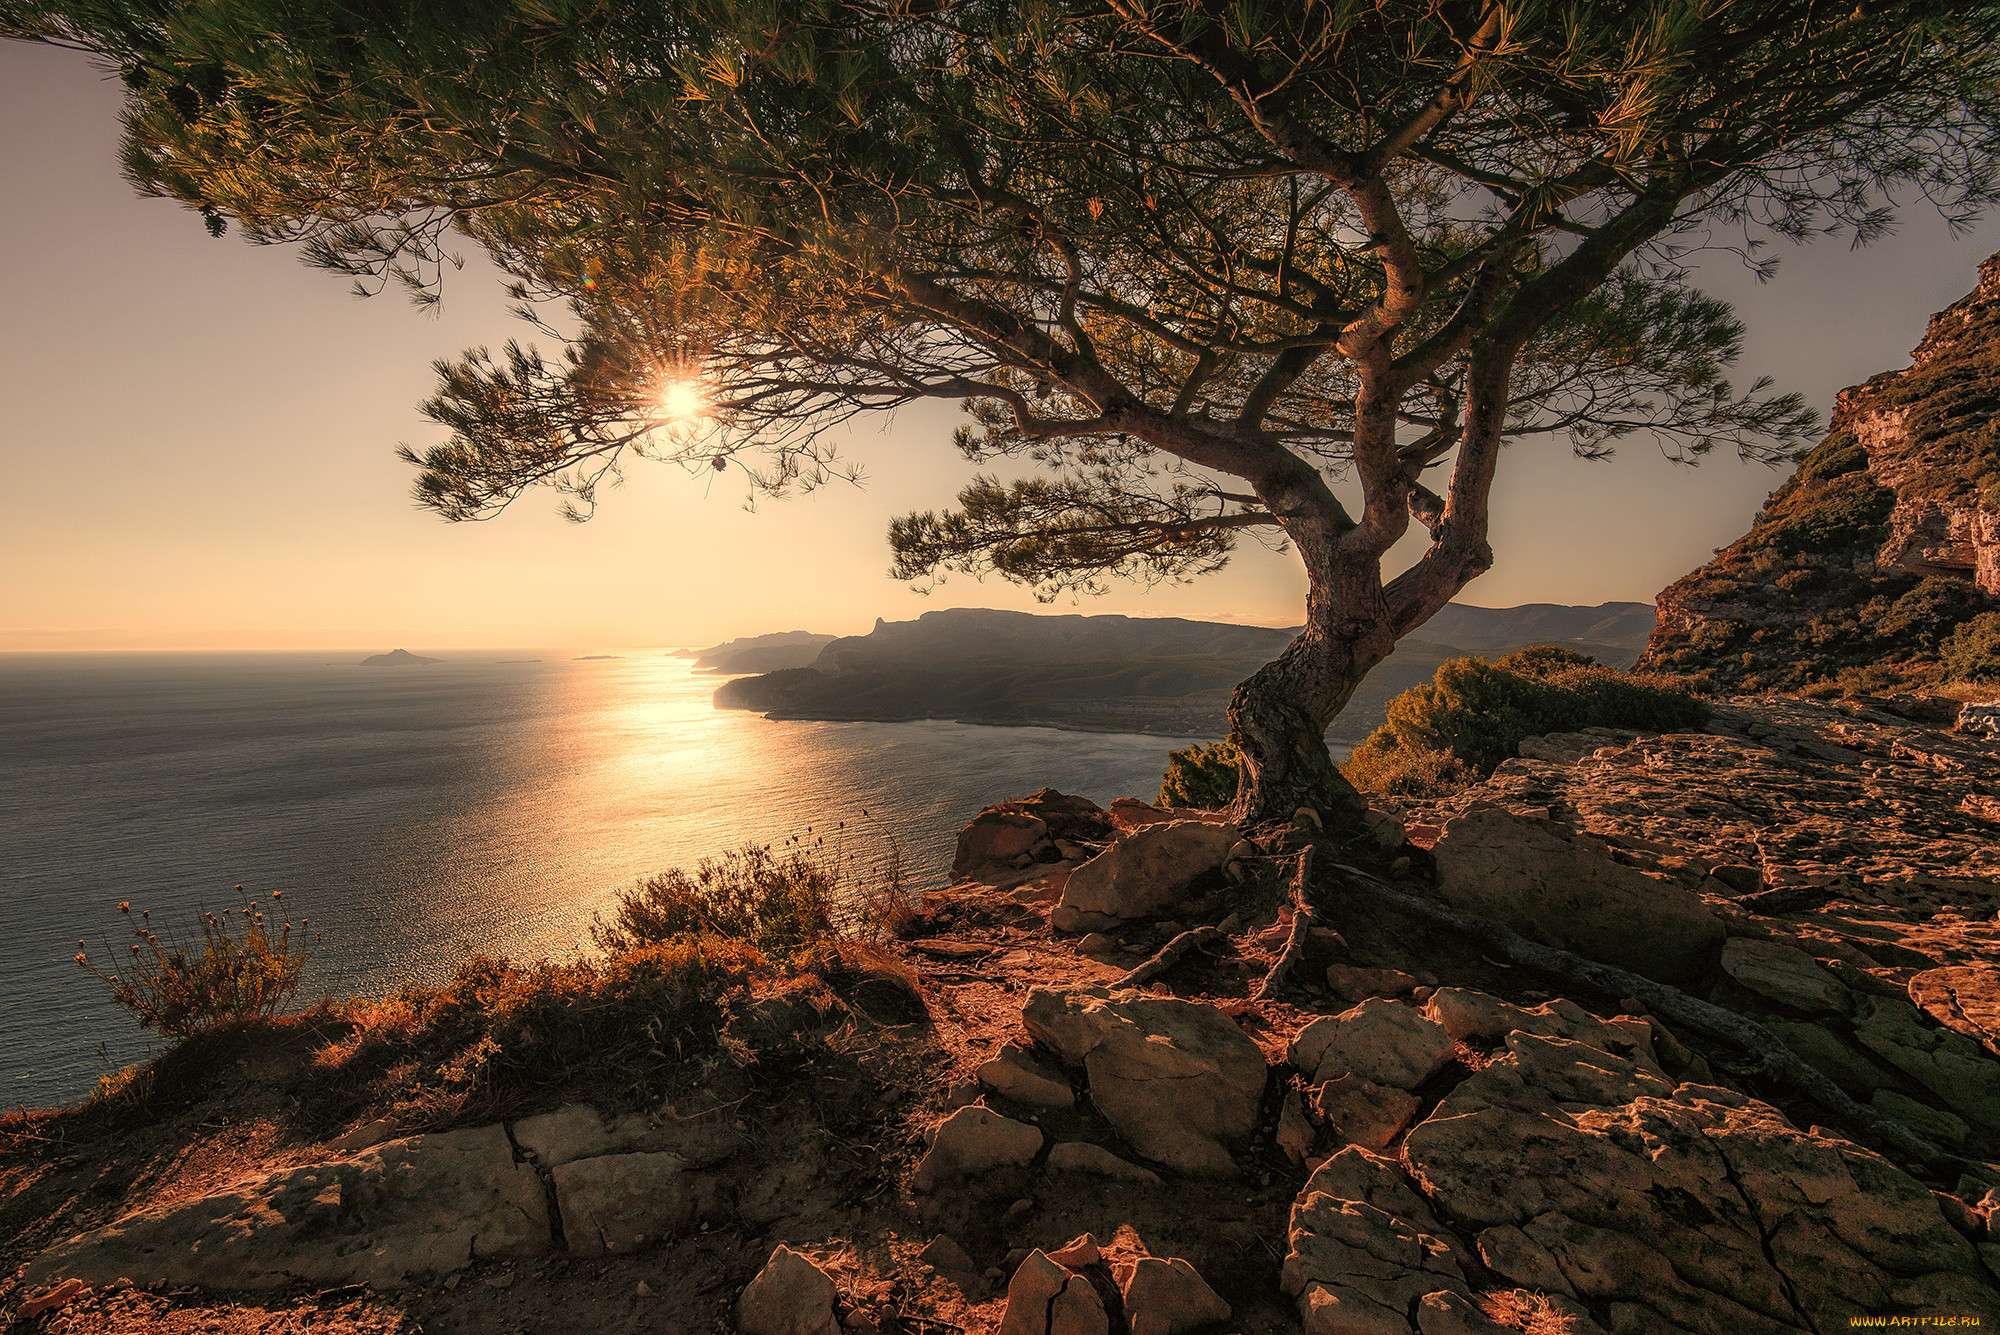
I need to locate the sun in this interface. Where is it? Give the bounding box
[656,379,707,420]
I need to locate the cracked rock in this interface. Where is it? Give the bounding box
[1022,988,1265,1175]
[996,1249,1108,1335]
[21,1125,548,1293]
[1290,998,1454,1090]
[1719,937,1851,1015]
[552,1150,694,1257]
[1400,992,1996,1332]
[1052,820,1240,931]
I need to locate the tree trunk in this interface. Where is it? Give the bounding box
[1224,587,1385,829]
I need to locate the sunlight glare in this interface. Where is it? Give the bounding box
[657,379,707,420]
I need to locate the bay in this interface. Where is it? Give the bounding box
[0,651,1209,1108]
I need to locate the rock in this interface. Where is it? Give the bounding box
[997,1249,1109,1335]
[1709,863,1763,895]
[1324,965,1421,1003]
[512,1102,741,1169]
[1045,1142,1161,1185]
[329,1118,399,1153]
[551,1151,693,1256]
[21,1125,549,1293]
[979,1043,1076,1107]
[1283,1195,1471,1335]
[1475,1225,1570,1293]
[1850,994,2000,1132]
[1313,1075,1423,1152]
[1361,810,1405,851]
[1400,993,1996,1332]
[954,811,1052,877]
[913,1106,1043,1191]
[1910,965,2000,1057]
[1023,988,1266,1175]
[1872,1089,1972,1148]
[1719,936,1850,1015]
[1421,991,1667,1079]
[1276,1091,1315,1163]
[1761,1018,1901,1099]
[1290,998,1454,1090]
[919,1234,979,1277]
[739,1245,839,1335]
[1076,933,1119,955]
[1054,820,1241,928]
[1429,809,1724,982]
[1122,1256,1230,1335]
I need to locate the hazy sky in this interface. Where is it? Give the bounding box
[7,42,2000,652]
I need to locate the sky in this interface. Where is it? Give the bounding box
[6,42,2000,652]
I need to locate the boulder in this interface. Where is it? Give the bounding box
[1023,988,1266,1175]
[1053,821,1241,930]
[1401,996,1995,1331]
[739,1245,839,1335]
[551,1151,694,1256]
[979,1043,1076,1108]
[997,1249,1109,1335]
[21,1125,548,1294]
[1122,1256,1230,1335]
[954,811,1051,877]
[1719,937,1850,1015]
[1045,1142,1161,1185]
[1429,809,1724,982]
[913,1106,1043,1191]
[1290,999,1454,1090]
[1850,994,2000,1132]
[1324,965,1421,1003]
[1312,1075,1422,1152]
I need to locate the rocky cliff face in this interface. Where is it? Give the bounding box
[1638,253,2000,693]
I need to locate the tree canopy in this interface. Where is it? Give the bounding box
[8,0,1999,821]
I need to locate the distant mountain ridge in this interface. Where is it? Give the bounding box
[680,631,838,675]
[713,602,1655,740]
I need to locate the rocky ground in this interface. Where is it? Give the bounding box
[3,693,1998,1334]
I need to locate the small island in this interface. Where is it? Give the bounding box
[358,649,441,667]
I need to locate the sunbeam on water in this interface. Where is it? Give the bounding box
[0,651,1197,1106]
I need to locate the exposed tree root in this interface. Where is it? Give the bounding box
[1321,861,1958,1174]
[1251,848,1317,1002]
[1112,927,1226,990]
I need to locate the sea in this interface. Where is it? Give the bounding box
[0,651,1216,1109]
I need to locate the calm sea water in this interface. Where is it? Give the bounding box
[0,651,1204,1107]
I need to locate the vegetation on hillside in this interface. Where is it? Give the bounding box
[77,840,918,1125]
[1341,647,1709,797]
[1642,431,2000,695]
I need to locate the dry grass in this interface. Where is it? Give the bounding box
[1481,1289,1589,1334]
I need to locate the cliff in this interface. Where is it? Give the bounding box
[1638,253,2000,692]
[714,605,1655,740]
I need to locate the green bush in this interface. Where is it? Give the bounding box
[1341,646,1710,796]
[1756,475,1896,557]
[77,892,314,1038]
[592,846,844,965]
[1158,739,1240,808]
[1792,432,1867,483]
[1941,611,2000,682]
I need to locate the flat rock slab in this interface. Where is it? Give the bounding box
[1023,987,1266,1176]
[913,1106,1043,1191]
[1399,995,1995,1331]
[22,1125,548,1293]
[1430,809,1724,982]
[1720,937,1851,1015]
[1910,965,2000,1057]
[1290,998,1454,1090]
[552,1150,693,1257]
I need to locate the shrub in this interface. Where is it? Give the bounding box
[1342,646,1710,796]
[1941,611,2000,682]
[1792,431,1868,483]
[1158,739,1240,808]
[77,891,314,1038]
[1756,474,1896,557]
[1340,730,1471,797]
[592,846,843,965]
